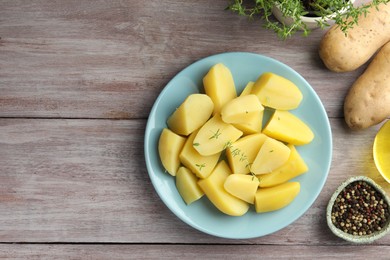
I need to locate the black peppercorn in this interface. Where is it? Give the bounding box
[331,181,390,236]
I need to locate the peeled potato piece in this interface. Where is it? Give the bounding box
[176,167,204,205]
[203,63,237,115]
[193,114,243,156]
[179,129,221,179]
[167,94,214,136]
[251,136,291,175]
[262,110,314,145]
[158,128,186,176]
[226,133,267,175]
[198,160,249,216]
[255,182,300,213]
[252,72,302,110]
[224,174,260,204]
[221,94,264,124]
[239,81,255,97]
[259,144,308,188]
[232,110,263,135]
[233,84,264,134]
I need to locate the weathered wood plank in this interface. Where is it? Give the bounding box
[0,0,363,119]
[0,118,388,244]
[0,0,387,258]
[1,244,389,259]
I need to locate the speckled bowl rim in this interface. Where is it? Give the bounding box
[326,176,390,243]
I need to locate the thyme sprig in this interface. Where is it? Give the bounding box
[209,128,222,140]
[227,0,389,39]
[228,144,261,182]
[196,163,206,171]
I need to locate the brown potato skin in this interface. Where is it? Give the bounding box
[319,3,390,72]
[344,42,390,129]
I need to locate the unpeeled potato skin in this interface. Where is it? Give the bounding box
[319,3,390,72]
[344,42,390,130]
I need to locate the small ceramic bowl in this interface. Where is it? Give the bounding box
[272,0,355,30]
[271,6,323,30]
[326,176,390,243]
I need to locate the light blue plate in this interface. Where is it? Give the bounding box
[144,52,332,239]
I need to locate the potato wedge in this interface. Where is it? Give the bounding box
[234,82,264,134]
[167,94,214,136]
[203,63,237,115]
[224,174,260,204]
[226,133,267,175]
[179,130,221,179]
[255,182,300,213]
[259,144,308,188]
[158,128,186,176]
[262,110,314,145]
[221,94,264,124]
[193,114,242,156]
[240,81,254,97]
[198,160,249,216]
[176,167,204,205]
[251,136,291,175]
[252,72,302,110]
[232,110,263,135]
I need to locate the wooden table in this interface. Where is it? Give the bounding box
[1,0,389,258]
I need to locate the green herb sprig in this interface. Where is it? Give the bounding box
[226,0,389,39]
[228,144,260,182]
[196,163,206,171]
[209,129,222,140]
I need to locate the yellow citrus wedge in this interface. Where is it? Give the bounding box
[373,120,390,182]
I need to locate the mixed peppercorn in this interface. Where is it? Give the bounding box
[331,181,390,236]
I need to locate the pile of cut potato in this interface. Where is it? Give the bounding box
[158,63,314,216]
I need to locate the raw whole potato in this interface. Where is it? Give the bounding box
[344,41,390,129]
[319,3,390,72]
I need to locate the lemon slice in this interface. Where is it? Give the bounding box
[373,120,390,183]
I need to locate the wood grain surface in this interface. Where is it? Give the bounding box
[1,0,389,259]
